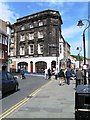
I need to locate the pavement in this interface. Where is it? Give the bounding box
[6,76,75,119]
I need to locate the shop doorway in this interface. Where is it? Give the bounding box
[35,61,47,73]
[18,62,28,72]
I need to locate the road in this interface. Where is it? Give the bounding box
[1,74,49,113]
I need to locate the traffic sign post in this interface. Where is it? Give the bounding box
[8,59,12,64]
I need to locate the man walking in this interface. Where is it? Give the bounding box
[65,68,71,85]
[20,67,25,79]
[48,68,51,79]
[75,68,83,87]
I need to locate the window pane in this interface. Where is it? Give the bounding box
[21,26,24,30]
[7,73,14,80]
[39,22,43,26]
[20,47,25,55]
[20,34,25,41]
[2,51,4,59]
[29,33,34,40]
[29,44,34,54]
[38,31,43,38]
[2,72,7,80]
[30,25,33,28]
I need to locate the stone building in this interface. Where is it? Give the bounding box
[59,36,71,69]
[0,19,8,70]
[10,9,70,73]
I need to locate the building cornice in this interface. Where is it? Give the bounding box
[13,9,63,26]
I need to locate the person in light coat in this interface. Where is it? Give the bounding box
[44,68,48,79]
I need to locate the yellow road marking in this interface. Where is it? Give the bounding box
[0,80,52,119]
[0,98,28,116]
[0,98,29,119]
[30,80,52,97]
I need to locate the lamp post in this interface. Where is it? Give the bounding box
[77,46,82,68]
[77,19,90,84]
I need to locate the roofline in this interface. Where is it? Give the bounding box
[16,9,63,24]
[17,9,59,20]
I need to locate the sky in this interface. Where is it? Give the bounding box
[0,0,90,58]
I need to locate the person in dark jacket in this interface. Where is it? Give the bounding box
[20,67,25,79]
[48,68,51,79]
[75,68,83,87]
[58,69,65,86]
[88,68,90,84]
[65,68,71,85]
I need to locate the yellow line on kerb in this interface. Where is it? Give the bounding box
[0,80,52,119]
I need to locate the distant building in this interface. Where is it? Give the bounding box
[10,9,70,73]
[0,19,8,70]
[59,36,71,69]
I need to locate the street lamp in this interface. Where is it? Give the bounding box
[77,46,82,68]
[77,19,90,84]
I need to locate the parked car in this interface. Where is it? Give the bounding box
[0,71,19,95]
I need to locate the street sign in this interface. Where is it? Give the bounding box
[8,59,12,64]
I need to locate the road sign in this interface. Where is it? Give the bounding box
[8,59,12,64]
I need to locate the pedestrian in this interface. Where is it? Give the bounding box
[44,68,48,79]
[88,68,90,84]
[65,68,72,85]
[86,69,88,84]
[75,68,83,87]
[20,67,25,79]
[54,68,58,80]
[18,65,20,73]
[48,68,51,79]
[58,69,65,86]
[64,68,67,83]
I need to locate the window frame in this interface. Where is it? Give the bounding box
[29,33,34,40]
[29,44,34,54]
[20,34,25,41]
[38,31,43,38]
[38,44,43,54]
[20,46,25,55]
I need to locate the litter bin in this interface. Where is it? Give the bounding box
[75,85,90,120]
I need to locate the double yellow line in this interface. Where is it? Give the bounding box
[0,80,52,119]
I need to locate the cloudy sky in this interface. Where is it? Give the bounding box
[0,0,89,58]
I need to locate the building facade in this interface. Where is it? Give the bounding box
[0,19,8,70]
[10,10,70,73]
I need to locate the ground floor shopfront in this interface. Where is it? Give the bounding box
[10,56,61,74]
